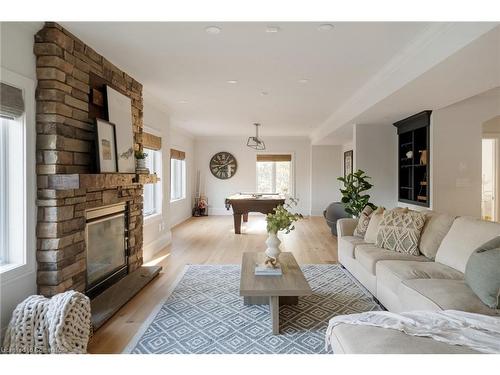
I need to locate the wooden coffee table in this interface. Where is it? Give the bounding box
[239,252,312,335]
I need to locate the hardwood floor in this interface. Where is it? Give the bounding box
[87,214,337,353]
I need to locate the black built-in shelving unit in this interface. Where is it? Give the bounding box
[393,110,431,207]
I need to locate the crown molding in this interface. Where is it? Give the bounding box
[311,22,499,144]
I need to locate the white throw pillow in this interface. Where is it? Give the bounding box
[435,217,500,273]
[419,211,456,260]
[364,207,385,243]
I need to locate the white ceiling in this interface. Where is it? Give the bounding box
[61,22,432,137]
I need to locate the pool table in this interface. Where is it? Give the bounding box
[225,193,286,234]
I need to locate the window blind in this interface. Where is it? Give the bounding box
[256,154,292,162]
[143,132,162,150]
[170,148,186,160]
[0,82,24,119]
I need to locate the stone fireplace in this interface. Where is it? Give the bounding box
[34,22,159,307]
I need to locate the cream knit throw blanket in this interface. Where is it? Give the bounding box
[3,291,92,354]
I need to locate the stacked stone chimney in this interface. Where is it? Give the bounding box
[34,22,145,296]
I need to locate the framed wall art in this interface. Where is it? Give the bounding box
[96,119,118,173]
[344,150,353,178]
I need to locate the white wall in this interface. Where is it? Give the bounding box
[431,90,500,217]
[142,94,171,262]
[142,95,196,261]
[194,136,312,215]
[310,145,342,216]
[354,123,398,208]
[0,22,41,335]
[169,127,195,227]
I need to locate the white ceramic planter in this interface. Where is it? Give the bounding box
[136,159,146,169]
[265,231,281,259]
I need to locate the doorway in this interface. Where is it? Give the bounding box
[481,138,497,221]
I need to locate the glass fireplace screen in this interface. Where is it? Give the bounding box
[86,207,126,288]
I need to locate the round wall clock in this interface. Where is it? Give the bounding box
[209,152,237,179]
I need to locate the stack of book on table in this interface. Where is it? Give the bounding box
[254,264,282,276]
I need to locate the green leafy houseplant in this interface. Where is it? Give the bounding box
[135,150,148,160]
[337,169,376,217]
[266,198,303,234]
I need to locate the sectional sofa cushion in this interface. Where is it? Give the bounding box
[419,211,456,259]
[328,323,479,354]
[338,236,368,259]
[354,206,374,237]
[465,236,500,309]
[398,279,500,316]
[376,210,426,255]
[354,244,428,275]
[376,260,464,295]
[364,207,385,243]
[435,217,500,273]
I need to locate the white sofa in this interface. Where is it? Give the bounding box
[330,213,500,354]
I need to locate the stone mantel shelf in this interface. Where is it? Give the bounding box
[46,173,160,190]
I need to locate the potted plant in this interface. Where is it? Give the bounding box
[265,198,303,264]
[337,169,376,218]
[135,150,149,173]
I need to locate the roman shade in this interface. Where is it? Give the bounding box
[256,154,292,162]
[0,82,25,119]
[143,132,162,150]
[170,149,185,160]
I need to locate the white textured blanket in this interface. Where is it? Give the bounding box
[3,291,92,354]
[326,310,500,354]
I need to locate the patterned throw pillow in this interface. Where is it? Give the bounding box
[354,206,374,237]
[376,210,426,255]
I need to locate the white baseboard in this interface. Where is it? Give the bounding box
[143,230,171,262]
[311,209,326,217]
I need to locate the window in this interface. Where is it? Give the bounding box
[170,149,186,202]
[256,154,292,195]
[0,76,33,274]
[143,148,162,217]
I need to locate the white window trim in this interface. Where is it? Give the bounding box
[255,152,295,197]
[170,152,186,203]
[0,68,36,283]
[143,148,163,218]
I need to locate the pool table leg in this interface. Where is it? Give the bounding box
[233,213,242,234]
[242,213,248,222]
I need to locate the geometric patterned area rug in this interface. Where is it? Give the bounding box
[125,264,381,354]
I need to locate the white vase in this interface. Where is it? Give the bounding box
[265,232,281,259]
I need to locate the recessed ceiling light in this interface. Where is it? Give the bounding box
[298,79,309,84]
[205,26,221,34]
[227,80,238,84]
[318,23,334,31]
[178,100,188,104]
[265,26,280,33]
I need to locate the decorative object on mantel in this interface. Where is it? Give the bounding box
[262,198,303,270]
[106,85,136,173]
[337,169,377,218]
[135,150,149,174]
[3,291,91,354]
[247,123,266,150]
[96,119,118,173]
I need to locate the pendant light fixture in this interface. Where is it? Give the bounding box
[247,123,266,150]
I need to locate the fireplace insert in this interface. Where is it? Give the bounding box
[85,203,128,298]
